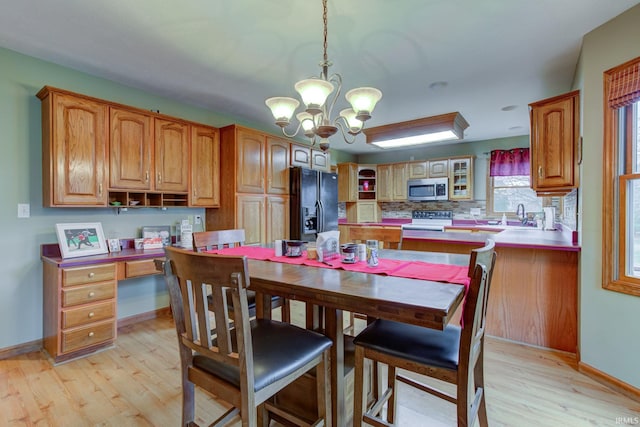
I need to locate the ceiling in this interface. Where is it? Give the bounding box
[1,0,638,154]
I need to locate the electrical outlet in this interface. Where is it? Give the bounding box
[194,215,202,225]
[470,208,481,216]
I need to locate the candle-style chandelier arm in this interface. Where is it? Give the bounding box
[333,117,358,144]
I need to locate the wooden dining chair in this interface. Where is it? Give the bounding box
[348,226,402,249]
[162,246,332,427]
[192,229,289,322]
[352,239,497,427]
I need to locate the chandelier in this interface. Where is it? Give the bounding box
[265,0,382,152]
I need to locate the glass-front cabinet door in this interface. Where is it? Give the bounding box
[449,156,473,200]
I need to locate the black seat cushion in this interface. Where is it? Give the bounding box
[353,319,461,371]
[193,319,332,392]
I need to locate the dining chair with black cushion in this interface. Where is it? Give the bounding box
[192,229,289,322]
[162,246,332,427]
[352,239,496,427]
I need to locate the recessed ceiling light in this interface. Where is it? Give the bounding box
[501,105,518,111]
[429,81,448,90]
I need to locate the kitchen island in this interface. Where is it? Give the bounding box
[401,226,579,353]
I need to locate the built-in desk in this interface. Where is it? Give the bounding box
[41,241,166,364]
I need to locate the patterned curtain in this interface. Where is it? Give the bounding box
[490,148,530,176]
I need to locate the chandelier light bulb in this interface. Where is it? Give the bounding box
[295,78,334,115]
[339,108,363,134]
[345,87,382,121]
[265,97,300,127]
[296,111,316,137]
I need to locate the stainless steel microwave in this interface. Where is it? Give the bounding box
[407,178,448,201]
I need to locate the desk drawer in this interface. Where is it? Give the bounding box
[61,320,115,354]
[62,282,116,307]
[62,264,116,287]
[124,258,164,278]
[62,300,115,329]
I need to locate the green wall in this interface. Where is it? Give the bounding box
[577,4,640,388]
[0,46,244,349]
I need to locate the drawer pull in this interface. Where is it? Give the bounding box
[88,331,95,337]
[88,312,95,318]
[88,272,95,278]
[88,292,96,298]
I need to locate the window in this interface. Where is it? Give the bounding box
[488,175,542,216]
[603,56,640,296]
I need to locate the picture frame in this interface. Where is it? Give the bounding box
[141,225,172,247]
[107,238,121,253]
[55,223,108,259]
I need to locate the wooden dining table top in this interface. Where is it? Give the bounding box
[247,249,468,330]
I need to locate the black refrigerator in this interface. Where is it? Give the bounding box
[290,166,339,241]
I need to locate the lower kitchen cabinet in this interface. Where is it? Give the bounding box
[43,262,117,363]
[344,201,380,223]
[236,194,289,245]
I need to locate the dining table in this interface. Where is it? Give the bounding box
[226,247,470,427]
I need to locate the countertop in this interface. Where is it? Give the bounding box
[339,219,580,251]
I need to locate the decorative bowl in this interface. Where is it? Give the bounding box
[109,201,122,206]
[129,200,140,206]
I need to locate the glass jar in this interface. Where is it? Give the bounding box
[366,240,379,267]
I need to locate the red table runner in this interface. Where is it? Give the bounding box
[205,246,470,287]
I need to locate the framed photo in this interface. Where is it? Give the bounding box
[141,225,172,247]
[107,238,121,253]
[55,223,108,259]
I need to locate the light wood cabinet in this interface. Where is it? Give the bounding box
[154,118,189,192]
[338,162,358,202]
[377,163,407,201]
[376,164,393,202]
[391,163,408,200]
[38,86,221,208]
[109,107,153,190]
[206,125,290,244]
[357,165,377,201]
[266,137,290,195]
[408,161,428,179]
[349,201,380,223]
[43,262,117,363]
[311,149,330,172]
[449,156,473,200]
[291,143,312,168]
[38,88,108,206]
[428,159,449,178]
[266,195,289,242]
[529,90,580,195]
[190,125,220,207]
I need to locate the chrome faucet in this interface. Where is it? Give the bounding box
[516,204,526,225]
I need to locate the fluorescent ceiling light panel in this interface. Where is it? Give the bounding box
[364,112,469,149]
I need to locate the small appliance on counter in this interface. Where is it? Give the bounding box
[543,207,556,230]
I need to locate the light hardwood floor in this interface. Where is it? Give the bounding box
[1,308,638,426]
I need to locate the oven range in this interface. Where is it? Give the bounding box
[400,210,453,232]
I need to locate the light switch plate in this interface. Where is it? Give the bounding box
[470,208,481,216]
[17,203,30,218]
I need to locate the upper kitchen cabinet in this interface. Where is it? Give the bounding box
[110,110,189,193]
[266,136,290,195]
[190,125,220,207]
[311,149,330,172]
[205,125,290,243]
[38,87,108,206]
[529,90,580,195]
[449,156,473,200]
[408,159,447,178]
[377,163,407,201]
[427,159,449,178]
[338,162,358,202]
[291,143,311,169]
[154,118,189,192]
[109,107,153,190]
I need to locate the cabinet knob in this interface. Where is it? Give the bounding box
[88,331,95,337]
[88,272,95,278]
[88,292,95,298]
[88,312,95,318]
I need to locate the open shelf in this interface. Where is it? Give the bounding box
[108,191,189,208]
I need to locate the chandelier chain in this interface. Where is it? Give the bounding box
[322,0,328,64]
